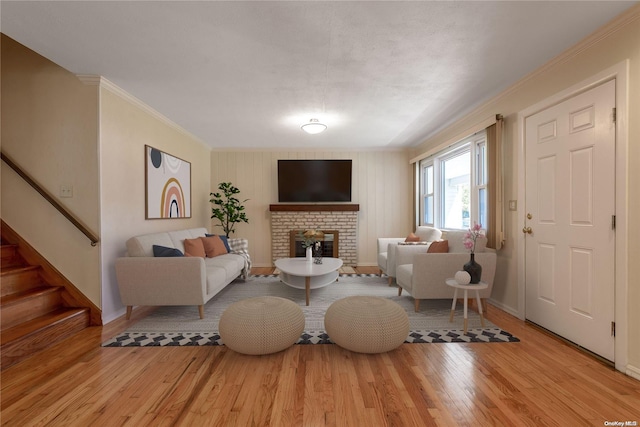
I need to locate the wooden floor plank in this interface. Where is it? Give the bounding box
[2,275,639,426]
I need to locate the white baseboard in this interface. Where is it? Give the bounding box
[626,364,640,381]
[486,298,520,318]
[103,307,127,325]
[251,263,274,268]
[356,262,378,267]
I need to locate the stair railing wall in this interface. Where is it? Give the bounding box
[1,151,99,246]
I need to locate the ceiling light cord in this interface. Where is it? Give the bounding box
[300,9,335,135]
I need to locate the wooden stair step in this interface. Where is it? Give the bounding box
[0,265,32,274]
[0,307,89,344]
[1,244,23,269]
[1,307,90,369]
[1,286,64,331]
[0,265,43,296]
[1,243,18,255]
[1,285,62,306]
[0,221,96,370]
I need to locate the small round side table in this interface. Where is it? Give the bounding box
[445,279,488,335]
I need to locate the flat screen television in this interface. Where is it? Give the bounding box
[278,159,352,202]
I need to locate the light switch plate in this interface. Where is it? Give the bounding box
[509,200,517,211]
[60,185,73,198]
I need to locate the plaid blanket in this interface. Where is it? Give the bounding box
[228,238,251,279]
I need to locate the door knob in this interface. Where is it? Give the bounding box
[522,227,532,234]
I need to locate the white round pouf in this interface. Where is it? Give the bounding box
[325,296,409,354]
[219,297,305,355]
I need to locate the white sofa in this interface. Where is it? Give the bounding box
[395,230,496,311]
[115,227,250,319]
[377,226,443,284]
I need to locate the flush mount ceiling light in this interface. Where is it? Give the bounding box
[301,118,327,134]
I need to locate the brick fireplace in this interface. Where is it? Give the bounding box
[269,204,359,266]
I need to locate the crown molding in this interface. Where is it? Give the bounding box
[76,74,102,86]
[497,3,640,100]
[410,114,497,164]
[414,3,640,150]
[209,146,410,153]
[76,74,207,149]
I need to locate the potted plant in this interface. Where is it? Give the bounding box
[210,182,249,237]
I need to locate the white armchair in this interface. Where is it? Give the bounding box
[395,230,497,311]
[377,226,442,284]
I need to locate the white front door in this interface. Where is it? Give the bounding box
[524,79,616,361]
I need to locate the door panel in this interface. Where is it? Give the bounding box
[569,247,592,316]
[570,147,593,224]
[537,156,556,222]
[537,243,556,303]
[524,79,615,361]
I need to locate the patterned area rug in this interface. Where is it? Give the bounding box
[103,274,519,347]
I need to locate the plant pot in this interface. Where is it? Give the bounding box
[463,253,482,284]
[306,246,313,262]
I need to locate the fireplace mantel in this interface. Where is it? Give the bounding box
[269,204,359,212]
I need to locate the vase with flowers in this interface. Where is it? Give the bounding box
[463,222,484,283]
[301,229,324,262]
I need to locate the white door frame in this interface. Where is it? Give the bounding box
[517,60,629,372]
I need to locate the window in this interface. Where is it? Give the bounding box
[442,149,470,229]
[421,164,434,225]
[419,131,487,230]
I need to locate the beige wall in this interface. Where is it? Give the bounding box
[412,6,640,375]
[1,35,102,305]
[210,150,414,267]
[99,84,212,322]
[0,35,211,322]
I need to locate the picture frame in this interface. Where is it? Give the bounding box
[145,145,191,219]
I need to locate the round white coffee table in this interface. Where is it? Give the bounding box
[446,278,488,334]
[275,257,343,306]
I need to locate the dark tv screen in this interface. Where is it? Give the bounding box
[278,160,352,202]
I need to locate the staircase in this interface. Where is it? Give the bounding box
[1,238,91,370]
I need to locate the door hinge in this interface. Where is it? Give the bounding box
[612,107,617,123]
[612,215,616,230]
[611,321,616,337]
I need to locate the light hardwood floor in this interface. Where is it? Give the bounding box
[2,269,639,426]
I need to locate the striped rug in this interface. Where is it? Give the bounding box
[103,274,519,347]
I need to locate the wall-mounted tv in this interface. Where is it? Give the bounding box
[278,159,352,202]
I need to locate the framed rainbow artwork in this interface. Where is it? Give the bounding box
[145,145,191,219]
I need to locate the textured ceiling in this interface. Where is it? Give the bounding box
[1,1,635,149]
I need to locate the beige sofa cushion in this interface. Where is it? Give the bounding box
[168,229,208,254]
[206,267,228,295]
[205,254,246,281]
[414,226,442,242]
[126,228,208,257]
[445,230,487,253]
[127,233,175,257]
